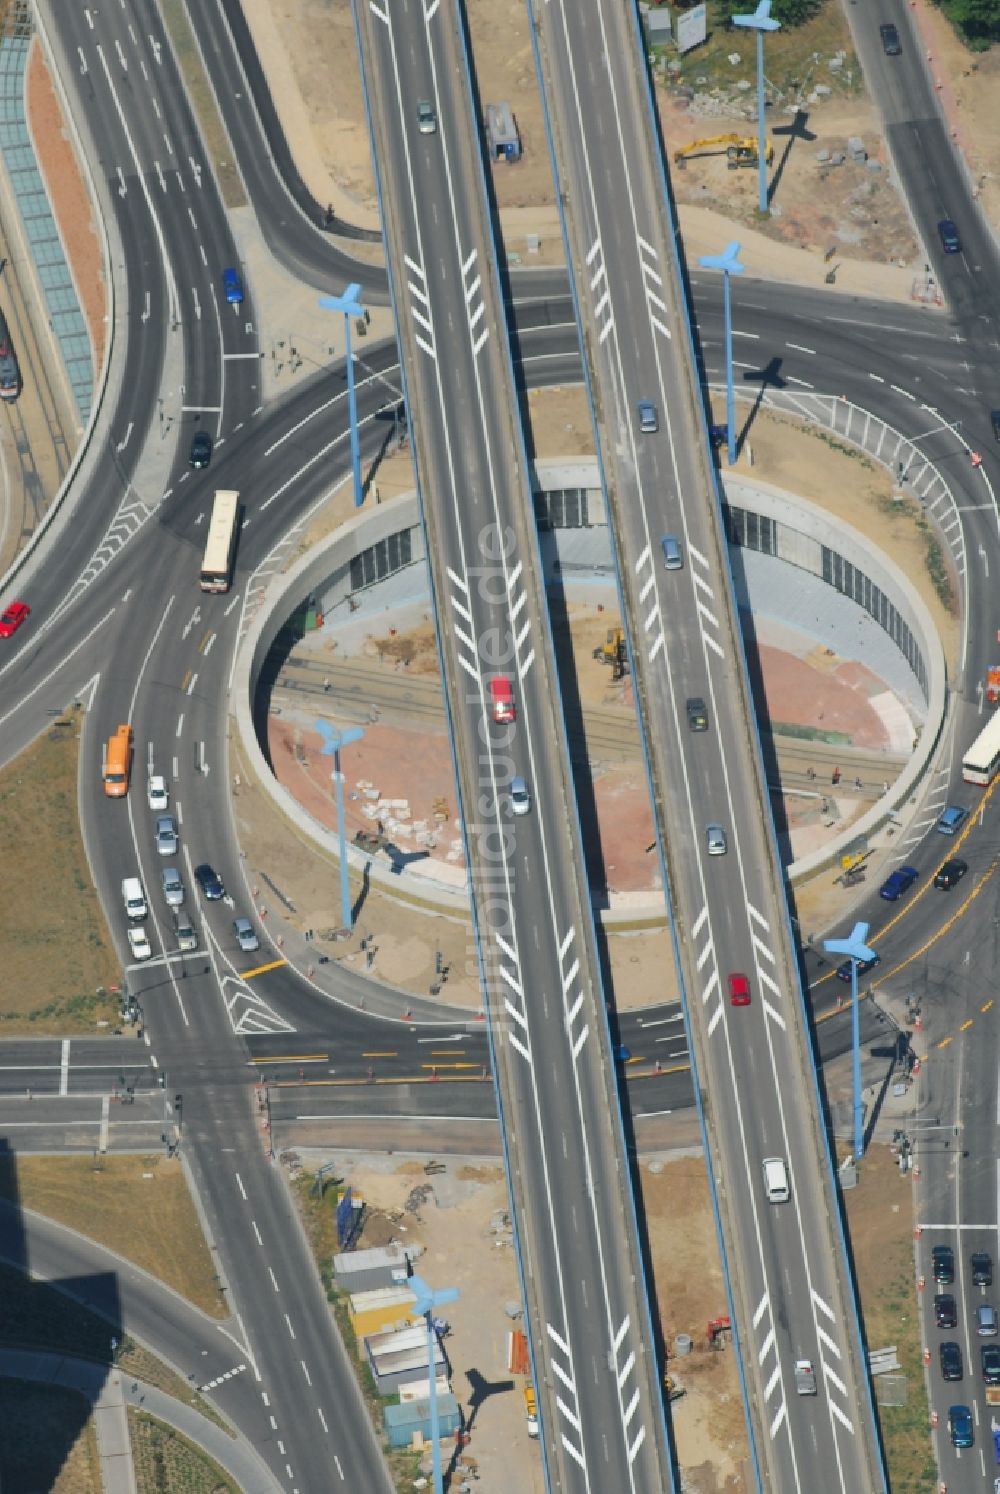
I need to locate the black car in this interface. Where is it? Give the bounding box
[940,1340,963,1381]
[835,953,880,983]
[189,431,213,469]
[935,1294,957,1329]
[934,858,968,890]
[991,409,1000,443]
[686,697,709,732]
[933,1245,956,1284]
[879,22,902,55]
[983,1345,1000,1385]
[194,863,224,900]
[938,219,961,254]
[972,1252,994,1287]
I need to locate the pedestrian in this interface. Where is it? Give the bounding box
[832,767,841,785]
[854,776,863,790]
[806,767,816,781]
[323,677,331,693]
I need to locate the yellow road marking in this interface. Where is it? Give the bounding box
[241,958,288,979]
[249,1052,327,1065]
[811,781,1000,990]
[983,1000,994,1014]
[362,1051,398,1058]
[960,1019,974,1033]
[937,1037,953,1049]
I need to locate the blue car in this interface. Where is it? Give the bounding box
[222,267,244,305]
[836,953,880,983]
[949,1404,973,1448]
[879,865,919,901]
[938,220,961,254]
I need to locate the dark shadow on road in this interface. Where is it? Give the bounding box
[738,355,788,457]
[0,1139,123,1492]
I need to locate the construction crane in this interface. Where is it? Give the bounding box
[673,134,774,169]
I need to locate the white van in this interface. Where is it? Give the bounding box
[122,876,147,923]
[763,1156,790,1204]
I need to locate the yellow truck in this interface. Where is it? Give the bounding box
[524,1384,538,1438]
[103,724,133,798]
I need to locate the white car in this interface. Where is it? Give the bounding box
[510,776,531,816]
[147,775,169,811]
[127,926,152,962]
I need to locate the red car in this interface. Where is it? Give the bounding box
[728,972,751,1007]
[0,600,29,638]
[488,676,516,725]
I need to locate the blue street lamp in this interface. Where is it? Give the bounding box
[408,1273,460,1494]
[319,285,366,508]
[698,241,744,468]
[316,719,364,931]
[733,0,781,217]
[823,921,877,1163]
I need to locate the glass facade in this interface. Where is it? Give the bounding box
[349,528,413,592]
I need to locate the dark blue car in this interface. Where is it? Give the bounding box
[879,865,919,901]
[836,953,880,983]
[938,219,961,254]
[949,1404,973,1447]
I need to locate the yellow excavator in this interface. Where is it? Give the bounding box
[593,626,629,679]
[673,133,774,169]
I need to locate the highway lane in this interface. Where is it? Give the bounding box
[844,13,1000,1488]
[355,1,673,1486]
[531,0,888,1486]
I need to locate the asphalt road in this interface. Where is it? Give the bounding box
[351,2,675,1487]
[2,0,999,1489]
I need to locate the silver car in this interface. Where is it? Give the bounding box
[175,914,197,952]
[706,823,727,857]
[416,99,437,135]
[161,867,184,907]
[233,916,260,953]
[154,814,178,856]
[510,776,531,817]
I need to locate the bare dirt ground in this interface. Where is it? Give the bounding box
[243,0,921,299]
[28,43,106,372]
[299,1149,748,1493]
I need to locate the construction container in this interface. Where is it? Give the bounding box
[348,1285,418,1339]
[384,1392,461,1448]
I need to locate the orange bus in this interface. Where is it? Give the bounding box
[103,724,133,798]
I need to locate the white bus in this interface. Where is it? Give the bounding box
[199,489,240,593]
[962,712,1000,786]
